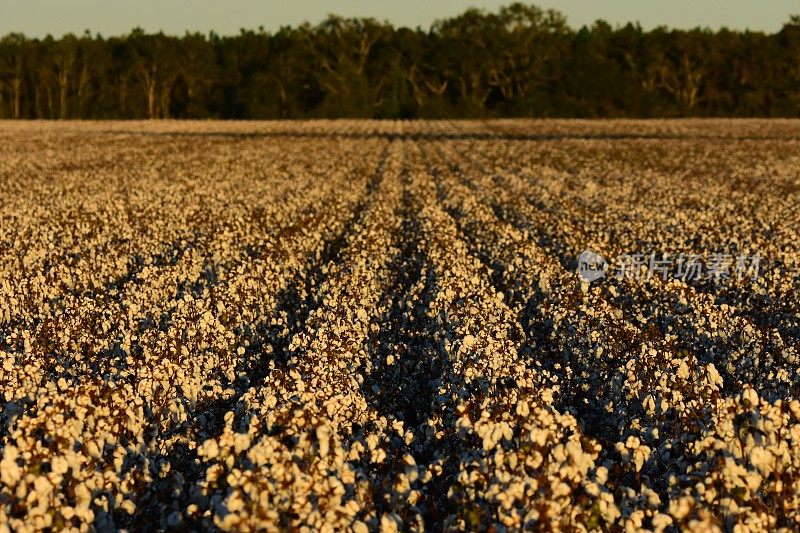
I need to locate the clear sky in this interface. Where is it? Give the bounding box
[1,0,797,38]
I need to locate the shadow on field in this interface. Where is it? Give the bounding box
[357,180,464,524]
[98,129,800,143]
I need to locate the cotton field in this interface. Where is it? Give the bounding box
[1,119,800,532]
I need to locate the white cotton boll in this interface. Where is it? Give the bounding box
[669,496,694,520]
[51,456,69,475]
[749,446,774,475]
[633,446,650,472]
[86,440,103,460]
[366,434,379,451]
[74,483,92,506]
[199,439,220,459]
[652,513,673,532]
[677,360,690,380]
[643,395,655,415]
[380,513,400,533]
[316,425,331,457]
[460,334,476,353]
[233,433,251,453]
[595,466,608,485]
[0,446,21,485]
[706,364,723,388]
[372,447,387,463]
[741,387,759,408]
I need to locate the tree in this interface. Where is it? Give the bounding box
[0,5,798,119]
[129,30,182,118]
[0,34,28,119]
[54,35,78,118]
[302,16,392,117]
[656,30,709,113]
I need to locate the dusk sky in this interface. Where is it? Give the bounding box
[1,0,798,37]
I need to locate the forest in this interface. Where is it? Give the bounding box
[1,3,799,119]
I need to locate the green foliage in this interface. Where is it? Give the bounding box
[0,3,798,119]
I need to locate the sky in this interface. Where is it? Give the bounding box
[1,0,797,38]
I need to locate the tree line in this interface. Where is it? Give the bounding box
[1,3,799,119]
